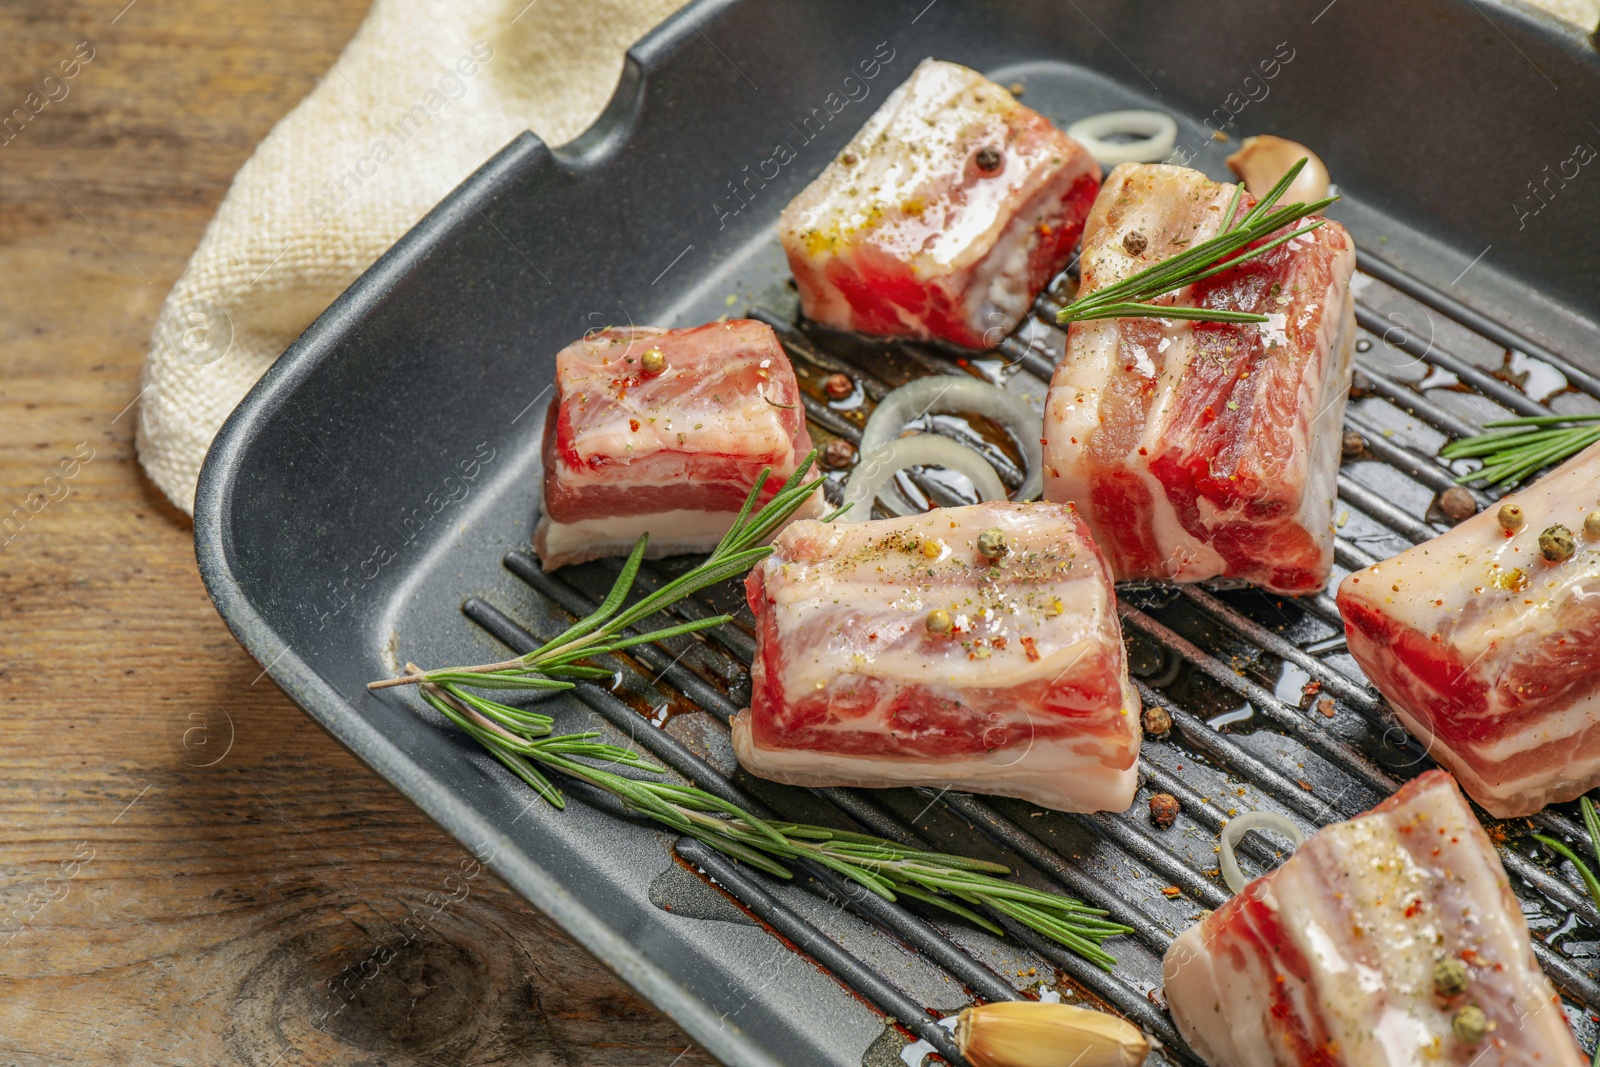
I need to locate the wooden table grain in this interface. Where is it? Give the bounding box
[0,3,717,1063]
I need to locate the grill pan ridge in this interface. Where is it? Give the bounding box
[194,3,1600,1065]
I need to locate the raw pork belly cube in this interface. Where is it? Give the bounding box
[1340,441,1600,817]
[731,501,1140,813]
[1164,771,1583,1067]
[534,321,816,570]
[1043,163,1357,595]
[778,58,1101,349]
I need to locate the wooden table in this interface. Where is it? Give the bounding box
[0,3,716,1063]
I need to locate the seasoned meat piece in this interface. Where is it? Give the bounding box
[1339,441,1600,816]
[779,58,1101,349]
[1164,771,1583,1066]
[1042,163,1356,595]
[732,501,1140,813]
[534,321,818,569]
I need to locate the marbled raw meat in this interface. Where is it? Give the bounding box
[1164,770,1582,1066]
[778,58,1101,349]
[731,501,1140,812]
[1042,163,1356,595]
[1339,441,1600,817]
[534,321,818,569]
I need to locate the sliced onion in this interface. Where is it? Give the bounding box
[840,436,1008,523]
[858,375,1043,515]
[1066,110,1178,166]
[1219,811,1306,895]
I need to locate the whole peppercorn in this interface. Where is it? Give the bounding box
[975,147,1002,172]
[925,608,953,636]
[1149,793,1180,829]
[1122,230,1148,256]
[640,348,667,375]
[1141,704,1173,737]
[1497,503,1525,533]
[1433,957,1469,997]
[823,373,854,400]
[976,527,1009,560]
[1587,511,1600,540]
[1341,430,1366,458]
[821,438,856,470]
[1452,1005,1490,1044]
[1539,523,1575,563]
[1437,486,1477,522]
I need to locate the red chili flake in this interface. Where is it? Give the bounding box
[992,636,1008,649]
[1404,900,1421,918]
[868,633,878,641]
[1138,447,1148,455]
[1298,779,1314,791]
[629,419,640,432]
[1318,697,1336,718]
[1021,636,1040,662]
[1201,405,1217,424]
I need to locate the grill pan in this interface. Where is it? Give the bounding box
[194,2,1600,1064]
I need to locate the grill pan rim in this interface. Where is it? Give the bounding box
[194,2,1600,1064]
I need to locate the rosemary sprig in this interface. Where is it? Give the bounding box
[1057,158,1337,326]
[1534,796,1600,917]
[414,681,1130,968]
[1535,795,1600,1064]
[370,455,1132,968]
[368,454,832,695]
[1439,413,1600,487]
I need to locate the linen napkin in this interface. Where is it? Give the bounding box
[136,0,681,514]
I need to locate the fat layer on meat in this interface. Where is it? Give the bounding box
[1043,163,1356,595]
[779,58,1101,349]
[1339,440,1600,817]
[732,501,1140,813]
[1164,770,1582,1067]
[534,321,817,570]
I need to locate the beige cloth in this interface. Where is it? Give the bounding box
[137,0,682,514]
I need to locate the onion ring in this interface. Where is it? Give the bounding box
[1066,110,1178,166]
[840,436,1008,523]
[858,375,1043,514]
[1219,811,1306,895]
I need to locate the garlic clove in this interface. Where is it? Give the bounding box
[955,1001,1149,1067]
[1226,135,1331,204]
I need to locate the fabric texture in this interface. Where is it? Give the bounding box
[137,0,681,514]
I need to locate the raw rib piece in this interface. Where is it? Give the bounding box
[1164,770,1583,1067]
[534,321,818,570]
[731,501,1140,813]
[1339,441,1600,817]
[778,58,1101,349]
[1042,163,1356,595]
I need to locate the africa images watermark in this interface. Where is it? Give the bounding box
[1,40,96,148]
[1513,136,1596,230]
[312,441,497,631]
[305,40,495,227]
[711,40,899,230]
[2,442,95,549]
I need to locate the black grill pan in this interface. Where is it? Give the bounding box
[195,2,1600,1063]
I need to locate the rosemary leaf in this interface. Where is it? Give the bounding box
[1057,158,1337,327]
[1442,416,1600,487]
[375,450,1134,968]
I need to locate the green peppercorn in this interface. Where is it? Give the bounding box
[925,609,953,636]
[1432,957,1469,997]
[1539,523,1575,563]
[976,527,1009,560]
[640,348,667,375]
[1452,1004,1490,1044]
[1497,503,1524,533]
